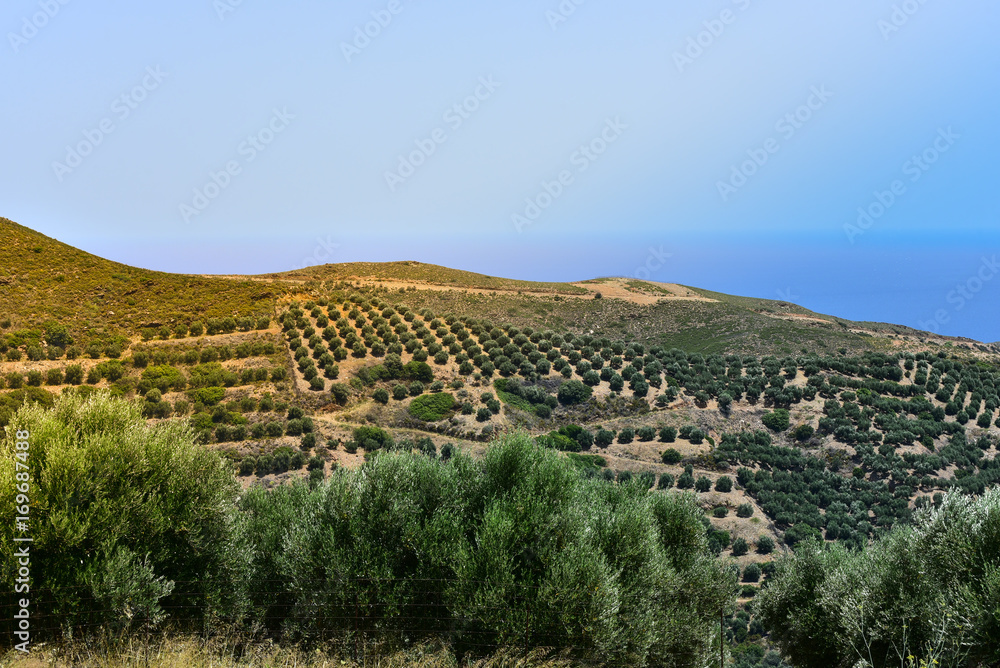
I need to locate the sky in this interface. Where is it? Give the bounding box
[1,0,997,341]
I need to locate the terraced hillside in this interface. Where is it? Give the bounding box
[3,218,1000,662]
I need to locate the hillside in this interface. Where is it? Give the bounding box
[4,217,993,360]
[0,217,275,346]
[2,217,1000,665]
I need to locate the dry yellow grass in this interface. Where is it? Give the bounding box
[0,636,576,668]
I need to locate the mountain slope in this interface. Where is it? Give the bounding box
[0,217,275,344]
[1,217,992,357]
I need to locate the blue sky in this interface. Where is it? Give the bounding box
[2,0,997,341]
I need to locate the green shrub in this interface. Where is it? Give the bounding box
[713,506,728,518]
[661,448,682,465]
[403,360,434,383]
[736,503,754,518]
[742,563,761,583]
[46,368,64,385]
[352,425,393,451]
[557,379,592,405]
[757,490,1000,668]
[0,392,241,630]
[793,423,815,441]
[408,392,456,421]
[756,535,775,554]
[595,428,615,447]
[762,409,790,432]
[715,476,733,493]
[372,388,389,404]
[188,386,226,406]
[731,538,748,556]
[618,427,635,444]
[658,426,677,442]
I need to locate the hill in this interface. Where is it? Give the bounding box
[4,216,996,359]
[2,216,1000,664]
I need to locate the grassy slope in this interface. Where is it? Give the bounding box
[262,260,589,295]
[369,286,889,357]
[0,217,278,342]
[2,216,984,357]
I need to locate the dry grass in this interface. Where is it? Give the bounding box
[0,635,576,668]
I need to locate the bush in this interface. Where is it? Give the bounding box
[595,428,615,447]
[618,427,635,444]
[762,409,790,432]
[557,379,592,405]
[756,535,775,554]
[677,472,695,489]
[659,426,677,442]
[756,490,1000,668]
[408,392,456,421]
[403,360,434,383]
[661,448,682,465]
[330,383,350,405]
[694,476,712,492]
[0,392,241,630]
[637,426,656,442]
[657,473,674,489]
[715,476,733,493]
[46,368,64,385]
[731,538,749,556]
[372,388,389,404]
[742,563,761,583]
[713,506,728,518]
[793,423,815,441]
[736,503,754,518]
[352,425,393,451]
[476,407,492,422]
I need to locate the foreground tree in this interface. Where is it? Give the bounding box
[756,489,1000,668]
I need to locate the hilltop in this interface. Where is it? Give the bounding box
[2,217,993,359]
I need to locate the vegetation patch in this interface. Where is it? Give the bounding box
[408,392,456,421]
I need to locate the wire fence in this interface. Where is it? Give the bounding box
[0,577,724,666]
